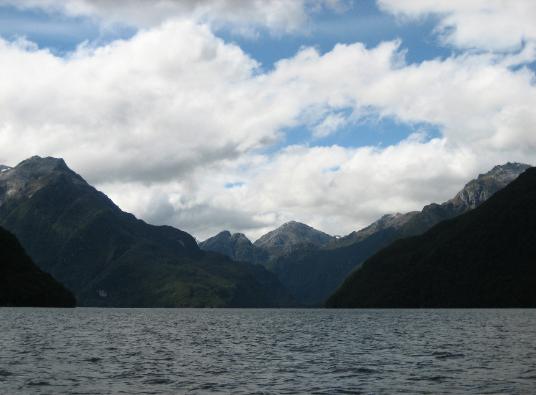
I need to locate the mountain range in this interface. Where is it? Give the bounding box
[327,166,536,307]
[0,156,293,307]
[199,220,334,264]
[200,163,530,306]
[1,156,531,308]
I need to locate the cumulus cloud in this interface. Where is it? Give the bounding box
[378,0,536,53]
[101,135,481,240]
[0,21,278,183]
[0,0,344,35]
[0,5,535,240]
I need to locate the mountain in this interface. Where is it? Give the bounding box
[326,166,536,308]
[0,156,293,307]
[0,226,75,307]
[200,221,334,263]
[269,163,530,306]
[199,231,269,263]
[253,221,334,257]
[329,162,532,249]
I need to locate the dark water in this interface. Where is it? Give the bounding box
[1,309,535,394]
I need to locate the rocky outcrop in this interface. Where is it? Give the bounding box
[199,230,269,263]
[253,221,333,258]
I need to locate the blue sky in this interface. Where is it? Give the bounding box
[0,0,449,152]
[1,0,535,239]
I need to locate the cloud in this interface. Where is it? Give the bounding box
[378,0,536,53]
[102,136,480,240]
[313,112,349,138]
[0,0,345,36]
[0,21,278,183]
[0,10,535,240]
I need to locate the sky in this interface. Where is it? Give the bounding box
[0,0,535,241]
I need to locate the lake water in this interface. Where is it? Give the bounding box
[1,308,535,394]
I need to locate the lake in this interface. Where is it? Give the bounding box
[1,308,535,394]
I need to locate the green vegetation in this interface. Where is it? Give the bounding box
[327,168,536,308]
[0,226,75,307]
[0,157,293,307]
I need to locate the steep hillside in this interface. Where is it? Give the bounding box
[0,156,293,307]
[327,167,536,308]
[273,163,530,306]
[0,226,75,307]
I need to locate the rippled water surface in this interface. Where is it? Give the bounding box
[1,308,535,394]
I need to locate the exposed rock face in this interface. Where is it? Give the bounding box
[330,162,531,249]
[253,221,333,258]
[199,231,269,263]
[0,156,294,307]
[448,162,531,210]
[0,157,84,206]
[327,166,536,308]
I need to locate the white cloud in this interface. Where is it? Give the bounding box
[103,136,481,240]
[378,0,536,54]
[0,10,535,240]
[0,0,345,35]
[313,112,349,138]
[0,21,283,183]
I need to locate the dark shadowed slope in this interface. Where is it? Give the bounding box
[0,156,293,307]
[327,167,536,308]
[270,163,530,306]
[0,226,75,307]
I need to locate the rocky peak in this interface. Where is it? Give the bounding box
[199,230,264,263]
[253,221,333,256]
[0,156,84,205]
[332,162,531,249]
[231,232,250,243]
[449,162,530,210]
[15,156,71,175]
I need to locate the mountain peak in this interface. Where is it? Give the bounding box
[253,221,333,257]
[231,232,250,242]
[330,162,531,250]
[280,220,308,229]
[327,166,536,308]
[17,156,71,174]
[199,230,263,263]
[215,230,232,239]
[450,162,531,210]
[0,156,85,206]
[477,162,531,182]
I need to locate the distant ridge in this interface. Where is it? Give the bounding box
[199,230,269,263]
[327,166,536,308]
[262,163,531,306]
[200,221,333,263]
[329,162,532,248]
